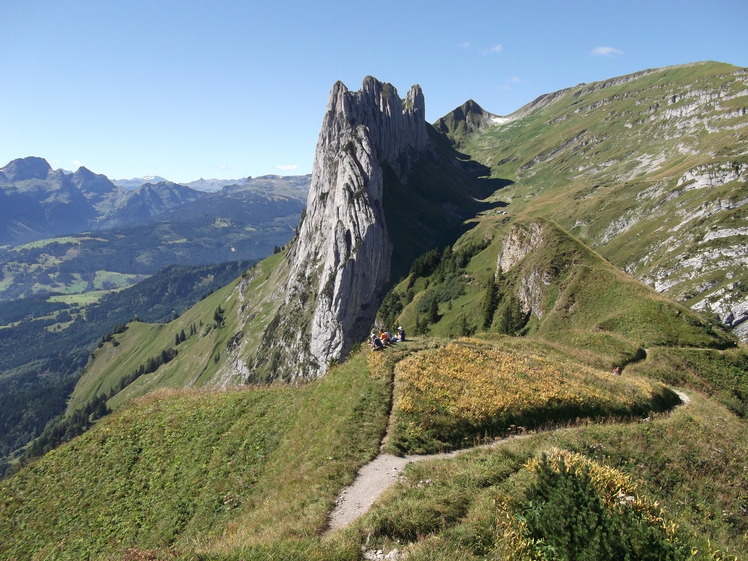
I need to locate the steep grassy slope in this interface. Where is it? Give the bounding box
[444,61,748,339]
[0,350,391,561]
[381,128,508,281]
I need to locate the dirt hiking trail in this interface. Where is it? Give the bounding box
[326,389,690,532]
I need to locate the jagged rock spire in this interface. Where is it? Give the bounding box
[276,77,429,378]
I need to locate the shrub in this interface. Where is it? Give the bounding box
[497,449,695,561]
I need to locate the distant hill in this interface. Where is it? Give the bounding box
[96,181,204,228]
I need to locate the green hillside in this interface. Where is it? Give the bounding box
[3,209,745,560]
[0,346,391,560]
[446,61,748,333]
[1,337,745,560]
[0,260,253,473]
[1,62,746,560]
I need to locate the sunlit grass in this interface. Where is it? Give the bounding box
[0,349,391,561]
[387,336,679,454]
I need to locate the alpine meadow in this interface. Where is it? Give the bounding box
[1,61,747,561]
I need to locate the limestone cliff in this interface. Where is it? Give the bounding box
[497,220,554,318]
[253,77,429,380]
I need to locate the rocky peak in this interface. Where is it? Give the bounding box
[71,166,120,197]
[434,99,497,136]
[264,77,430,379]
[319,76,427,181]
[1,156,53,181]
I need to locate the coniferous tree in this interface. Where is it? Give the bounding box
[481,278,500,330]
[459,314,471,336]
[428,297,440,324]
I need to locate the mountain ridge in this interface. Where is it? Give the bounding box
[0,157,312,246]
[446,60,748,341]
[1,61,746,560]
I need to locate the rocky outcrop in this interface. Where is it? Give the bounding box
[676,162,747,191]
[497,221,553,317]
[263,77,429,379]
[497,221,544,272]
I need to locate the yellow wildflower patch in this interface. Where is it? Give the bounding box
[390,337,675,452]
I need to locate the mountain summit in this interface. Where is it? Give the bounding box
[282,77,429,375]
[247,76,491,380]
[0,156,53,181]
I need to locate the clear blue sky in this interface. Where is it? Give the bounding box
[2,0,746,183]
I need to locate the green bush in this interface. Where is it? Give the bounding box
[514,453,691,561]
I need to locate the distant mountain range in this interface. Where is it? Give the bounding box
[112,176,262,192]
[0,157,310,300]
[0,156,310,245]
[110,175,169,190]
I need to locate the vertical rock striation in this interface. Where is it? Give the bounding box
[264,77,429,379]
[497,220,554,317]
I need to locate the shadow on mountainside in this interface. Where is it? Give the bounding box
[383,127,512,282]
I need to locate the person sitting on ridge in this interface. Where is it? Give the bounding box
[369,333,384,351]
[397,326,406,342]
[379,329,391,346]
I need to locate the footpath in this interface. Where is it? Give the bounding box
[327,389,691,532]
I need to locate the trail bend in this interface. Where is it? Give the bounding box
[326,388,691,533]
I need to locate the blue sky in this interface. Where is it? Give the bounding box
[1,0,746,183]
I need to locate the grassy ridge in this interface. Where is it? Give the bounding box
[349,391,747,560]
[627,345,748,416]
[392,217,733,362]
[7,333,739,560]
[387,336,680,454]
[1,334,744,559]
[0,350,390,561]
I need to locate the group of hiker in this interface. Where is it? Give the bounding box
[368,326,406,351]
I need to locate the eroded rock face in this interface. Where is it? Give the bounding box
[497,221,552,317]
[274,77,429,379]
[497,221,544,272]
